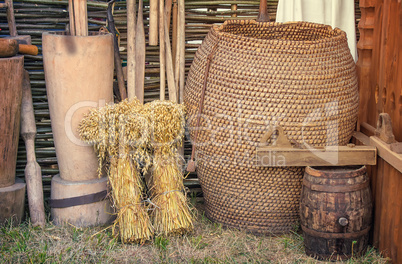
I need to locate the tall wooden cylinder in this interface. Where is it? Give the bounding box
[51,175,113,227]
[42,32,114,182]
[300,166,372,261]
[0,56,24,188]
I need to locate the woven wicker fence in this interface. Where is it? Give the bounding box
[0,0,360,203]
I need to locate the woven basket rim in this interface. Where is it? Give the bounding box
[213,20,346,46]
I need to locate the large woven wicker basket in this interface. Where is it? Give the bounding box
[184,20,359,234]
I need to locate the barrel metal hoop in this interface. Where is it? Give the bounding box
[303,178,370,193]
[49,190,108,208]
[301,225,371,239]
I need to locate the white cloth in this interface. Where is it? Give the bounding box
[276,0,358,61]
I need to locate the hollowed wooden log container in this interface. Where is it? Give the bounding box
[0,56,26,225]
[42,31,114,182]
[300,166,372,261]
[42,32,114,226]
[51,175,113,227]
[0,56,23,188]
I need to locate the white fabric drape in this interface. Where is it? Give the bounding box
[276,0,358,61]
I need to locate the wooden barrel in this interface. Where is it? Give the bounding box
[0,56,24,188]
[42,31,114,182]
[300,166,372,261]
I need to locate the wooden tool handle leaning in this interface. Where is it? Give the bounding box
[256,0,270,22]
[21,70,46,227]
[135,0,145,103]
[18,44,39,56]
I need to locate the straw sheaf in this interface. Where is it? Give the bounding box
[142,100,186,153]
[79,99,154,243]
[143,100,194,236]
[184,20,359,234]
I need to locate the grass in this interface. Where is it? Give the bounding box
[0,205,390,264]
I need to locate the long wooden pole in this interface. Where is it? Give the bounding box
[107,1,127,100]
[172,0,178,69]
[73,0,87,36]
[5,0,17,37]
[21,70,46,227]
[164,8,177,103]
[159,0,166,100]
[135,0,145,103]
[149,0,158,46]
[177,0,185,160]
[68,0,76,35]
[256,0,269,22]
[126,0,136,99]
[178,0,185,103]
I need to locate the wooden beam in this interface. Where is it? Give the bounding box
[370,136,402,173]
[256,145,377,167]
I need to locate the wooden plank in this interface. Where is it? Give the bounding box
[256,145,377,167]
[372,157,402,263]
[370,136,402,173]
[353,131,371,146]
[357,0,376,129]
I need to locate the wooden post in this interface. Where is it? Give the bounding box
[127,0,136,99]
[256,0,269,22]
[5,0,17,37]
[178,0,185,103]
[135,0,145,103]
[149,0,158,46]
[72,0,88,36]
[172,0,178,68]
[159,0,166,100]
[164,6,177,102]
[356,0,376,130]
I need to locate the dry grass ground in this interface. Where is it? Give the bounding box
[0,204,389,264]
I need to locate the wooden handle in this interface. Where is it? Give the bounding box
[5,0,17,37]
[149,0,158,46]
[18,44,38,56]
[135,0,145,103]
[21,70,46,227]
[159,0,166,100]
[164,6,177,103]
[72,0,88,36]
[0,38,38,57]
[256,0,270,22]
[107,1,127,100]
[126,0,136,99]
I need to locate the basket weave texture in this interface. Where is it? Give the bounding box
[184,20,359,234]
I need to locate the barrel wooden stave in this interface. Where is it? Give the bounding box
[0,56,24,188]
[300,166,372,260]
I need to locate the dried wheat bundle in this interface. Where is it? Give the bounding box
[79,99,153,243]
[143,100,193,236]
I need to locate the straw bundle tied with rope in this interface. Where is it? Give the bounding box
[79,99,153,243]
[79,99,193,243]
[143,100,194,236]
